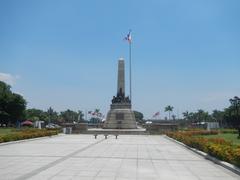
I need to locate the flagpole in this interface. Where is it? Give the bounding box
[129,41,132,103]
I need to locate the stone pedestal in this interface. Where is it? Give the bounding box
[104,109,136,129]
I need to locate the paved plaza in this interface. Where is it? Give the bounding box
[0,135,239,180]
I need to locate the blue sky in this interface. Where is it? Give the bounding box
[1,0,240,119]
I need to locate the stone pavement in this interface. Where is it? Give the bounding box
[0,135,239,180]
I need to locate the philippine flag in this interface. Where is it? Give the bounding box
[124,30,132,43]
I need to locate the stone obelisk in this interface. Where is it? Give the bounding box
[103,58,137,129]
[117,60,125,97]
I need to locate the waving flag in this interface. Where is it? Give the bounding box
[153,112,160,118]
[124,30,132,43]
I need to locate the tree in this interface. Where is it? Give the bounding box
[179,97,240,129]
[182,111,192,127]
[60,109,79,123]
[0,81,26,126]
[89,117,101,124]
[165,105,174,120]
[212,109,224,127]
[46,107,58,123]
[77,110,84,122]
[188,112,196,123]
[172,115,176,120]
[0,81,11,126]
[6,93,27,125]
[182,111,189,121]
[134,111,144,123]
[194,109,211,123]
[196,109,204,122]
[228,96,240,128]
[25,108,48,121]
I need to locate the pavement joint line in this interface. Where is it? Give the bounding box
[113,143,128,180]
[0,155,64,158]
[70,155,205,161]
[136,143,139,180]
[147,136,166,178]
[15,138,106,180]
[164,135,240,176]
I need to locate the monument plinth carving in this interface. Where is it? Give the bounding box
[104,58,137,129]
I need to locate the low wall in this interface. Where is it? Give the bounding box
[145,123,178,134]
[61,123,88,134]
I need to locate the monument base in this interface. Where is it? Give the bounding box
[103,109,137,129]
[87,127,147,135]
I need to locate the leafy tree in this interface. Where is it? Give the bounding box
[46,107,58,124]
[165,105,174,120]
[181,111,193,126]
[6,93,26,124]
[225,96,240,128]
[25,108,48,121]
[89,117,101,124]
[182,111,189,121]
[77,110,84,122]
[179,96,240,128]
[188,112,196,123]
[188,109,211,123]
[212,109,224,127]
[196,109,209,122]
[0,81,26,126]
[60,109,79,123]
[134,111,144,123]
[0,81,11,125]
[94,109,100,113]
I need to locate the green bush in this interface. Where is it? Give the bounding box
[220,129,238,134]
[0,136,3,143]
[167,131,240,167]
[0,129,58,143]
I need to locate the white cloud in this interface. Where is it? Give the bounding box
[0,72,20,85]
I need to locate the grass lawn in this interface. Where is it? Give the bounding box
[0,128,15,135]
[201,133,240,145]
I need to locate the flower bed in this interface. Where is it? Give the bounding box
[0,128,58,143]
[167,131,240,167]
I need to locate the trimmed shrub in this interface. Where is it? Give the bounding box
[220,129,238,134]
[0,129,58,143]
[178,130,218,136]
[0,136,3,143]
[232,148,240,166]
[166,131,240,167]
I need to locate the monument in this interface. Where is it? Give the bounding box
[103,58,137,129]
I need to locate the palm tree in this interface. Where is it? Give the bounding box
[182,111,189,121]
[165,105,174,120]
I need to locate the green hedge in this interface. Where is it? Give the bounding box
[0,129,58,143]
[220,129,238,134]
[167,131,240,167]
